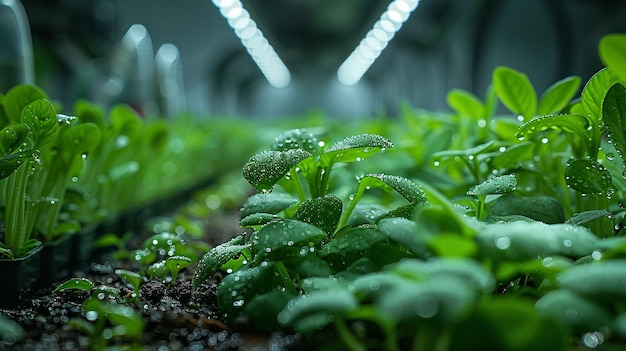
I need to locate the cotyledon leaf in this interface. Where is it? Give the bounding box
[516,114,591,142]
[360,174,429,207]
[557,260,626,299]
[493,66,537,120]
[239,213,278,227]
[321,133,393,166]
[243,149,312,193]
[603,83,626,166]
[467,174,517,196]
[564,159,612,194]
[240,193,298,218]
[250,219,326,261]
[193,235,250,288]
[271,128,321,154]
[600,34,626,85]
[0,124,30,156]
[293,194,342,236]
[537,76,582,115]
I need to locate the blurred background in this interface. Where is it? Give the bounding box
[14,0,626,119]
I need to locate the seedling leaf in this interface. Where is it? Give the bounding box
[493,66,537,120]
[447,89,485,118]
[564,159,612,194]
[516,114,590,142]
[467,174,517,196]
[240,193,298,218]
[566,210,612,226]
[293,194,342,236]
[243,149,312,193]
[320,225,387,257]
[0,124,30,156]
[581,68,617,125]
[538,76,581,115]
[321,133,392,166]
[240,213,278,227]
[535,290,612,333]
[250,219,326,261]
[558,260,626,299]
[271,128,322,154]
[53,277,95,292]
[599,34,626,84]
[193,236,250,288]
[602,83,626,165]
[3,84,48,124]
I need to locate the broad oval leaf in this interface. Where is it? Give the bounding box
[0,149,34,180]
[535,289,611,334]
[110,104,143,134]
[557,260,626,300]
[21,99,59,149]
[602,83,626,166]
[581,68,618,125]
[538,76,582,115]
[193,235,249,288]
[516,114,590,142]
[240,193,298,218]
[3,84,48,124]
[564,159,612,194]
[293,194,342,236]
[277,289,358,334]
[243,149,312,193]
[446,89,485,118]
[0,124,30,156]
[250,219,326,260]
[240,213,278,227]
[361,174,429,207]
[216,262,278,320]
[377,217,430,258]
[476,221,599,261]
[600,34,626,84]
[321,133,392,166]
[493,66,537,120]
[319,225,387,257]
[59,122,102,166]
[271,128,321,154]
[467,174,516,196]
[490,194,565,224]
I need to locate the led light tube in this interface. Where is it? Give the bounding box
[212,0,291,88]
[337,0,420,86]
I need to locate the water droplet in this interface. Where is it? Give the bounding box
[495,236,511,249]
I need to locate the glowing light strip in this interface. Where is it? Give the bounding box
[212,0,291,88]
[337,0,420,86]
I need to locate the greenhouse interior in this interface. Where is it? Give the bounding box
[2,0,626,350]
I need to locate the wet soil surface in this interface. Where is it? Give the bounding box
[1,260,302,351]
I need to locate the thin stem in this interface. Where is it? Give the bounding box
[335,316,366,351]
[275,261,298,295]
[289,168,306,202]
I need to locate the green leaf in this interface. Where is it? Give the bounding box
[490,194,565,224]
[240,193,298,218]
[447,89,485,118]
[361,174,429,207]
[243,149,312,193]
[21,99,59,149]
[321,133,392,166]
[467,174,516,196]
[110,104,143,134]
[245,290,296,332]
[239,213,278,227]
[538,76,581,115]
[0,124,30,156]
[603,83,626,165]
[489,142,534,169]
[114,269,143,292]
[599,33,626,84]
[217,262,278,320]
[557,260,626,300]
[451,297,568,351]
[476,221,599,261]
[566,210,612,226]
[193,235,249,288]
[53,277,96,292]
[319,225,387,257]
[3,84,48,124]
[277,289,358,334]
[250,219,326,261]
[293,194,343,236]
[0,149,34,180]
[433,140,496,162]
[516,114,591,143]
[564,159,612,194]
[271,128,322,154]
[377,218,430,258]
[581,68,618,125]
[535,290,611,334]
[59,122,102,166]
[428,234,478,258]
[493,66,537,120]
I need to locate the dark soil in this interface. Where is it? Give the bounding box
[1,259,302,351]
[0,207,302,350]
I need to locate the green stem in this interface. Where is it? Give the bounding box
[335,316,366,351]
[275,261,298,295]
[290,168,306,202]
[5,164,30,256]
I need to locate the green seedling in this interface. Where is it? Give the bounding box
[115,269,143,301]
